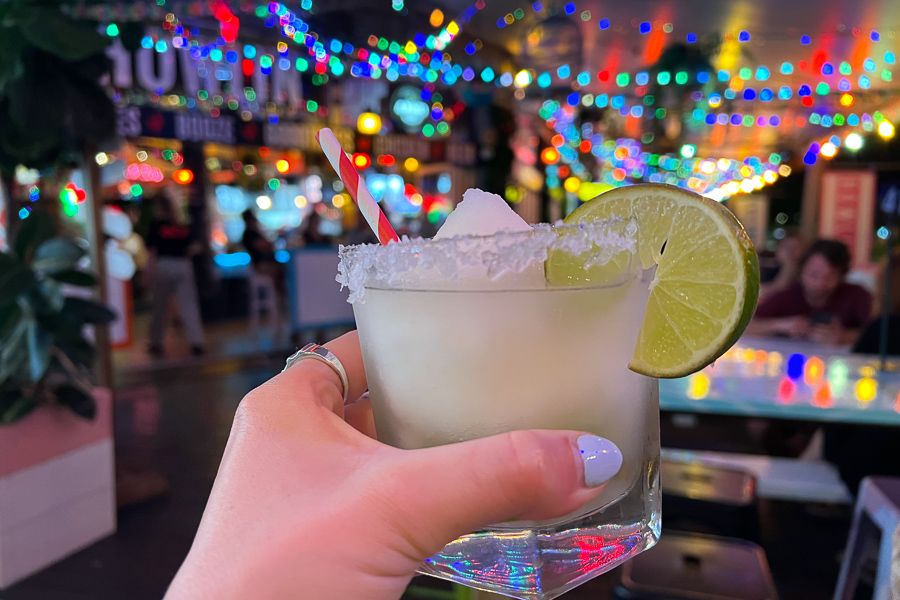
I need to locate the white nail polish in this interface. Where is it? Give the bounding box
[577,435,623,487]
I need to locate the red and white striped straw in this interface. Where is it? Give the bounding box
[316,127,400,245]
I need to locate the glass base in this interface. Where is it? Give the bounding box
[417,476,661,599]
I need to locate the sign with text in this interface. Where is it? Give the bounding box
[819,170,876,268]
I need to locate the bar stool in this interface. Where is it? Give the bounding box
[833,476,900,600]
[248,267,279,335]
[614,532,778,599]
[661,459,760,540]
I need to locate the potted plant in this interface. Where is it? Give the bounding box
[0,1,120,588]
[0,210,118,588]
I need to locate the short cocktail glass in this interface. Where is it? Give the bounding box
[338,222,661,600]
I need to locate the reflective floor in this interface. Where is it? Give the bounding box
[3,350,852,599]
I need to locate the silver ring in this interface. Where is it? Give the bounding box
[283,343,350,404]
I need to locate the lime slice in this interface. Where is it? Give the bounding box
[546,184,759,378]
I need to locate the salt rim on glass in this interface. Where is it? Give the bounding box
[336,218,638,303]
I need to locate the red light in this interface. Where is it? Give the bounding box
[352,153,371,169]
[404,183,416,195]
[377,154,396,167]
[173,169,195,185]
[259,147,271,158]
[314,62,327,74]
[557,165,570,178]
[801,96,814,107]
[242,59,254,77]
[579,140,592,153]
[551,134,564,148]
[597,70,610,82]
[813,384,833,408]
[777,377,795,403]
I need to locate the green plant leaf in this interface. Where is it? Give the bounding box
[61,296,116,325]
[12,209,56,263]
[0,388,36,424]
[54,383,96,420]
[0,253,35,308]
[18,10,109,62]
[32,237,86,274]
[50,270,97,287]
[25,319,50,382]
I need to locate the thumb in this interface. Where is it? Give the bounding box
[387,430,622,557]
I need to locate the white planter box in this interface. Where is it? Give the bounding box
[0,389,116,588]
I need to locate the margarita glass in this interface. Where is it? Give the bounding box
[338,221,660,599]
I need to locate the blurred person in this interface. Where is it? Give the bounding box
[146,194,206,357]
[165,332,621,599]
[759,231,804,299]
[301,209,330,246]
[241,209,283,290]
[852,250,900,355]
[748,239,872,345]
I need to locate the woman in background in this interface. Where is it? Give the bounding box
[146,194,206,357]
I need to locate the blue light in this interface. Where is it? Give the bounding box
[756,67,770,81]
[877,226,890,240]
[214,252,251,268]
[636,72,649,85]
[465,43,476,55]
[871,30,880,41]
[639,22,651,34]
[480,67,495,82]
[803,151,818,165]
[697,71,710,83]
[738,30,750,42]
[743,88,756,100]
[275,250,290,264]
[566,92,579,106]
[557,64,570,78]
[778,86,792,100]
[786,353,806,380]
[598,18,610,30]
[564,3,576,15]
[686,32,697,43]
[532,1,543,11]
[822,63,834,75]
[800,35,811,45]
[705,113,716,125]
[760,88,774,101]
[18,207,30,220]
[798,84,812,96]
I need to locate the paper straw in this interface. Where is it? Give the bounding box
[316,127,400,245]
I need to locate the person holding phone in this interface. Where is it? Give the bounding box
[748,239,872,345]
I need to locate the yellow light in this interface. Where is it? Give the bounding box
[277,41,288,53]
[357,112,382,135]
[717,158,732,172]
[687,373,711,400]
[563,176,581,193]
[136,150,148,162]
[739,179,755,193]
[820,142,838,158]
[700,160,716,174]
[403,157,420,172]
[332,194,347,208]
[778,164,792,177]
[840,93,854,107]
[172,169,195,185]
[752,176,765,190]
[95,152,109,166]
[256,195,272,210]
[514,69,532,88]
[804,357,825,385]
[724,181,740,195]
[708,96,722,108]
[742,349,756,363]
[860,365,876,378]
[404,41,416,54]
[878,120,896,140]
[446,21,459,36]
[763,170,778,184]
[409,193,423,206]
[294,195,308,208]
[541,147,560,165]
[855,377,877,403]
[275,159,290,173]
[739,165,753,178]
[429,8,444,27]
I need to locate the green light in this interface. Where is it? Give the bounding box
[245,88,257,101]
[739,67,752,80]
[254,5,268,17]
[675,71,688,84]
[657,71,671,85]
[198,90,209,100]
[296,58,309,72]
[422,123,435,137]
[227,99,239,110]
[267,178,280,190]
[155,40,168,53]
[106,23,119,37]
[377,37,389,51]
[882,70,893,82]
[260,55,273,69]
[162,149,174,160]
[615,72,630,86]
[654,107,666,119]
[816,82,830,95]
[210,49,223,62]
[742,114,754,126]
[436,121,450,135]
[130,184,143,197]
[769,153,782,164]
[331,62,345,76]
[834,114,845,126]
[306,100,318,112]
[839,62,852,75]
[480,67,495,82]
[680,144,696,159]
[643,95,655,106]
[513,8,525,19]
[63,204,78,218]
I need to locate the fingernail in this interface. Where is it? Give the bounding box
[577,435,623,487]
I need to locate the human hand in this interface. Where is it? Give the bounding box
[808,322,843,345]
[165,332,622,600]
